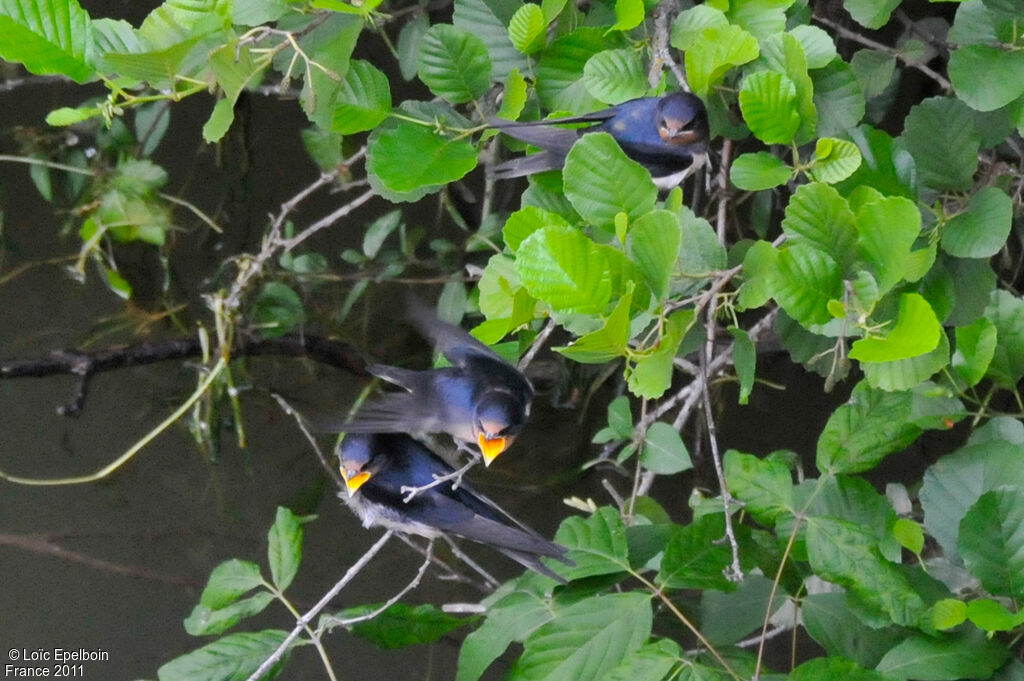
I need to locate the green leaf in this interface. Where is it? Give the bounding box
[641,422,692,475]
[337,603,472,649]
[512,593,652,681]
[851,49,896,99]
[606,396,634,440]
[983,290,1024,388]
[625,309,693,399]
[184,593,275,637]
[773,242,843,327]
[843,0,900,29]
[966,598,1024,632]
[674,207,726,295]
[931,599,968,631]
[902,97,980,191]
[941,186,1013,258]
[508,3,546,54]
[875,631,1010,681]
[850,293,941,362]
[952,317,997,387]
[554,506,630,580]
[729,325,756,404]
[658,514,735,591]
[267,507,302,591]
[701,574,779,646]
[418,24,491,103]
[46,106,101,126]
[802,593,901,667]
[396,13,428,81]
[199,560,264,609]
[367,117,478,196]
[582,49,648,104]
[252,282,306,338]
[812,58,867,138]
[921,439,1024,557]
[627,210,681,300]
[137,0,230,50]
[504,206,570,253]
[807,137,862,184]
[0,0,95,82]
[739,70,801,144]
[949,45,1024,112]
[497,68,528,120]
[232,0,290,25]
[685,24,760,97]
[959,488,1024,598]
[537,28,612,113]
[757,32,817,144]
[457,588,553,681]
[99,265,129,300]
[555,289,632,363]
[860,331,950,391]
[724,449,793,523]
[817,380,963,474]
[515,225,612,314]
[806,516,927,627]
[838,125,915,199]
[330,60,391,134]
[602,639,681,681]
[792,658,889,681]
[855,195,921,295]
[893,518,924,555]
[363,210,402,258]
[730,152,792,190]
[788,25,837,69]
[781,182,858,272]
[725,0,792,39]
[454,0,527,81]
[610,0,644,32]
[670,5,727,50]
[157,630,289,681]
[563,133,657,231]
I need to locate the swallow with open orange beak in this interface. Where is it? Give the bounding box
[337,433,571,582]
[489,91,710,190]
[339,295,533,466]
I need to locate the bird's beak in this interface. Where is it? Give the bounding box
[341,470,371,497]
[662,126,699,146]
[478,434,507,466]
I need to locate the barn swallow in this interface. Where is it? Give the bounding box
[489,92,710,190]
[337,433,572,582]
[342,295,533,465]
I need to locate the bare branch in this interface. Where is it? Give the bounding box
[244,530,395,681]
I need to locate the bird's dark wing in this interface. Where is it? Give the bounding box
[488,121,582,155]
[415,495,571,561]
[323,393,446,434]
[489,151,566,180]
[404,294,504,367]
[499,548,569,583]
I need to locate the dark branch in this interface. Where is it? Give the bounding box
[0,334,369,416]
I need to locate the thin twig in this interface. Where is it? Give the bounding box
[701,138,742,582]
[649,0,689,89]
[319,540,435,633]
[243,530,394,681]
[517,317,557,371]
[814,14,952,91]
[271,393,346,491]
[400,455,480,502]
[0,532,202,588]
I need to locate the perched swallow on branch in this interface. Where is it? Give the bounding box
[338,433,572,582]
[339,295,533,466]
[489,91,710,190]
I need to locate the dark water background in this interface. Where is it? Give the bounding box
[0,9,897,677]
